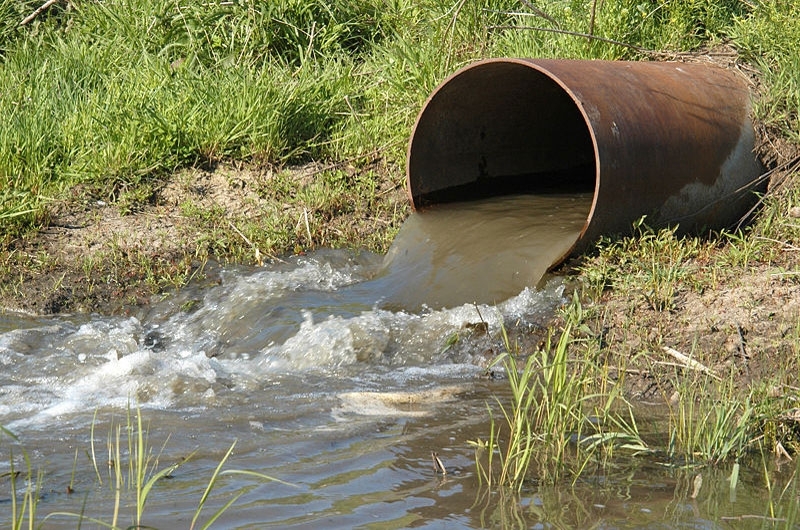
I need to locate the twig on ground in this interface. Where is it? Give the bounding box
[487,25,657,55]
[755,236,800,251]
[774,440,793,461]
[607,367,651,376]
[20,0,61,26]
[227,220,284,265]
[518,0,560,27]
[302,208,313,245]
[662,346,721,380]
[721,515,788,523]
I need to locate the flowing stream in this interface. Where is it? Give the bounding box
[1,193,795,528]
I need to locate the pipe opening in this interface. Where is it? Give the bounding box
[407,60,596,209]
[407,58,764,268]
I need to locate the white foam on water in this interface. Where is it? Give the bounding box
[258,310,391,370]
[147,253,380,358]
[257,279,565,373]
[2,314,230,431]
[1,262,570,431]
[331,385,467,420]
[0,195,580,433]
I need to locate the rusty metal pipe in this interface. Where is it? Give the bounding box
[406,58,765,266]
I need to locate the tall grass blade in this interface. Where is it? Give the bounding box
[43,512,116,529]
[220,469,298,488]
[89,410,102,485]
[195,492,246,530]
[190,440,237,530]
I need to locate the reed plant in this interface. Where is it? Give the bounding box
[0,406,294,529]
[471,325,578,489]
[758,445,800,526]
[3,426,41,530]
[471,296,648,490]
[38,406,188,528]
[665,378,757,466]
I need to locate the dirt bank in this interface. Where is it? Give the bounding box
[0,159,408,315]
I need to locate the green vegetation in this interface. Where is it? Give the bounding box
[0,0,769,238]
[3,0,795,312]
[2,0,800,523]
[471,304,648,490]
[731,0,800,141]
[476,294,800,494]
[4,427,41,530]
[3,406,290,530]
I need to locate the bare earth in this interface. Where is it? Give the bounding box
[584,260,800,400]
[0,161,408,315]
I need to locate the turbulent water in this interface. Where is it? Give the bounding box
[0,259,569,433]
[4,192,787,528]
[372,193,591,310]
[0,193,593,434]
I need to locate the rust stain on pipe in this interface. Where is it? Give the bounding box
[406,58,765,266]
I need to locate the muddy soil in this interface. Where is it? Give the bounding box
[0,160,408,315]
[573,259,800,400]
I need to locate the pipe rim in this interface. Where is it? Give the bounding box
[406,58,600,265]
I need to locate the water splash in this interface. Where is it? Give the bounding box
[0,194,588,432]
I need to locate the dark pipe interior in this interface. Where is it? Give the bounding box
[408,61,596,208]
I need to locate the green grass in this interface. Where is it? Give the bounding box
[0,0,777,240]
[3,0,798,313]
[568,208,800,463]
[2,406,292,529]
[477,293,800,493]
[579,217,707,311]
[471,296,649,490]
[0,0,377,238]
[731,0,800,141]
[665,378,757,466]
[3,426,40,530]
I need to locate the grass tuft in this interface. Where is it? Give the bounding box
[2,406,294,528]
[579,217,704,311]
[471,296,647,490]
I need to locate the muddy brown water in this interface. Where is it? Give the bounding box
[1,194,797,528]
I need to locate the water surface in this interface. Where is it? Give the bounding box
[3,194,792,528]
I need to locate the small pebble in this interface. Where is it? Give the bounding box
[789,206,800,218]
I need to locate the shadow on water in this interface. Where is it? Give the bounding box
[464,458,800,529]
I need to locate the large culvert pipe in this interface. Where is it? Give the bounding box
[407,58,765,266]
